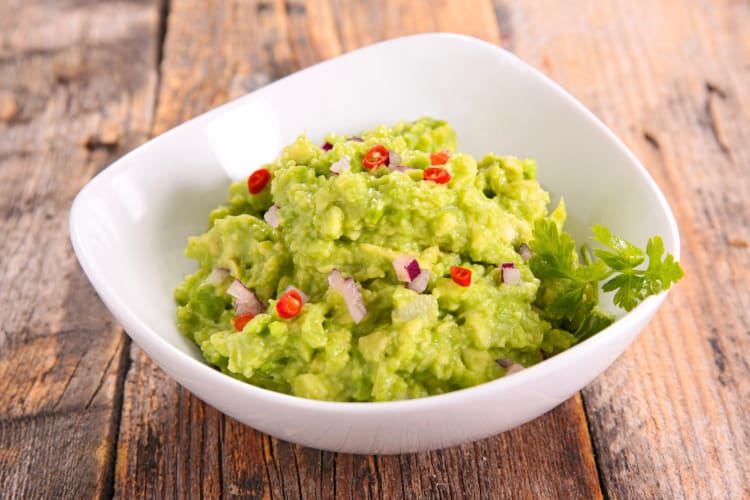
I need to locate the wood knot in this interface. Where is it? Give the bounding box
[0,92,20,124]
[82,122,121,152]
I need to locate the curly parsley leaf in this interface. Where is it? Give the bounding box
[591,224,645,270]
[528,219,577,280]
[545,286,585,321]
[595,230,684,311]
[574,307,615,341]
[529,220,683,344]
[645,236,685,292]
[574,259,609,282]
[602,273,647,311]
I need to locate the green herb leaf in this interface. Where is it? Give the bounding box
[530,221,683,341]
[574,259,610,282]
[603,273,647,311]
[591,224,645,268]
[546,286,585,320]
[574,307,615,341]
[644,236,685,293]
[528,220,577,280]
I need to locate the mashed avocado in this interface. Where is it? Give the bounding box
[175,118,578,401]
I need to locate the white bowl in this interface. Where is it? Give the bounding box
[70,33,680,454]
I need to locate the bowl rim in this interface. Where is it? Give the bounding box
[69,32,681,413]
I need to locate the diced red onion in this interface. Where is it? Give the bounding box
[227,279,265,314]
[227,279,253,301]
[264,204,281,228]
[507,363,525,375]
[204,267,229,285]
[392,254,420,282]
[405,260,421,281]
[330,155,351,175]
[501,262,515,269]
[386,150,415,172]
[406,269,430,293]
[328,268,344,288]
[390,165,415,172]
[328,269,367,324]
[502,266,522,285]
[388,151,402,167]
[321,142,333,151]
[284,285,309,304]
[347,136,364,142]
[517,243,532,263]
[236,300,263,315]
[496,358,525,375]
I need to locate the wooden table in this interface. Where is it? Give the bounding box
[2,0,748,497]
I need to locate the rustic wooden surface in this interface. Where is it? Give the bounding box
[0,0,747,498]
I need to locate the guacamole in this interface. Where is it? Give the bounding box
[175,118,580,401]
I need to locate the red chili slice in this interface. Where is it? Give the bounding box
[450,266,472,287]
[276,289,303,319]
[363,145,389,169]
[232,312,255,331]
[247,168,271,194]
[430,150,451,166]
[423,167,451,184]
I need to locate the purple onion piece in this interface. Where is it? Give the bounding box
[406,269,430,293]
[390,165,415,173]
[506,364,525,375]
[204,267,230,285]
[496,358,525,375]
[392,254,418,282]
[405,259,421,281]
[236,300,265,315]
[227,279,266,314]
[496,358,513,368]
[501,267,522,285]
[328,269,367,324]
[264,204,281,228]
[321,142,333,151]
[517,243,533,263]
[388,151,402,168]
[501,262,515,269]
[330,155,351,175]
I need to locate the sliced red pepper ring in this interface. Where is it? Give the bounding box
[276,289,303,319]
[450,266,472,287]
[363,144,389,169]
[248,168,271,194]
[233,312,255,331]
[423,167,451,184]
[430,150,451,166]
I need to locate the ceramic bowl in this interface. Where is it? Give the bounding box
[70,33,680,454]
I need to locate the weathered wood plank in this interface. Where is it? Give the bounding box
[494,0,750,496]
[0,0,162,497]
[114,0,602,498]
[118,345,600,499]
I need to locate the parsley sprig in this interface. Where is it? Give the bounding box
[591,224,684,311]
[529,220,683,341]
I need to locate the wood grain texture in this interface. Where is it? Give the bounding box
[4,0,747,497]
[0,0,162,497]
[114,0,601,498]
[116,349,600,499]
[494,0,750,496]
